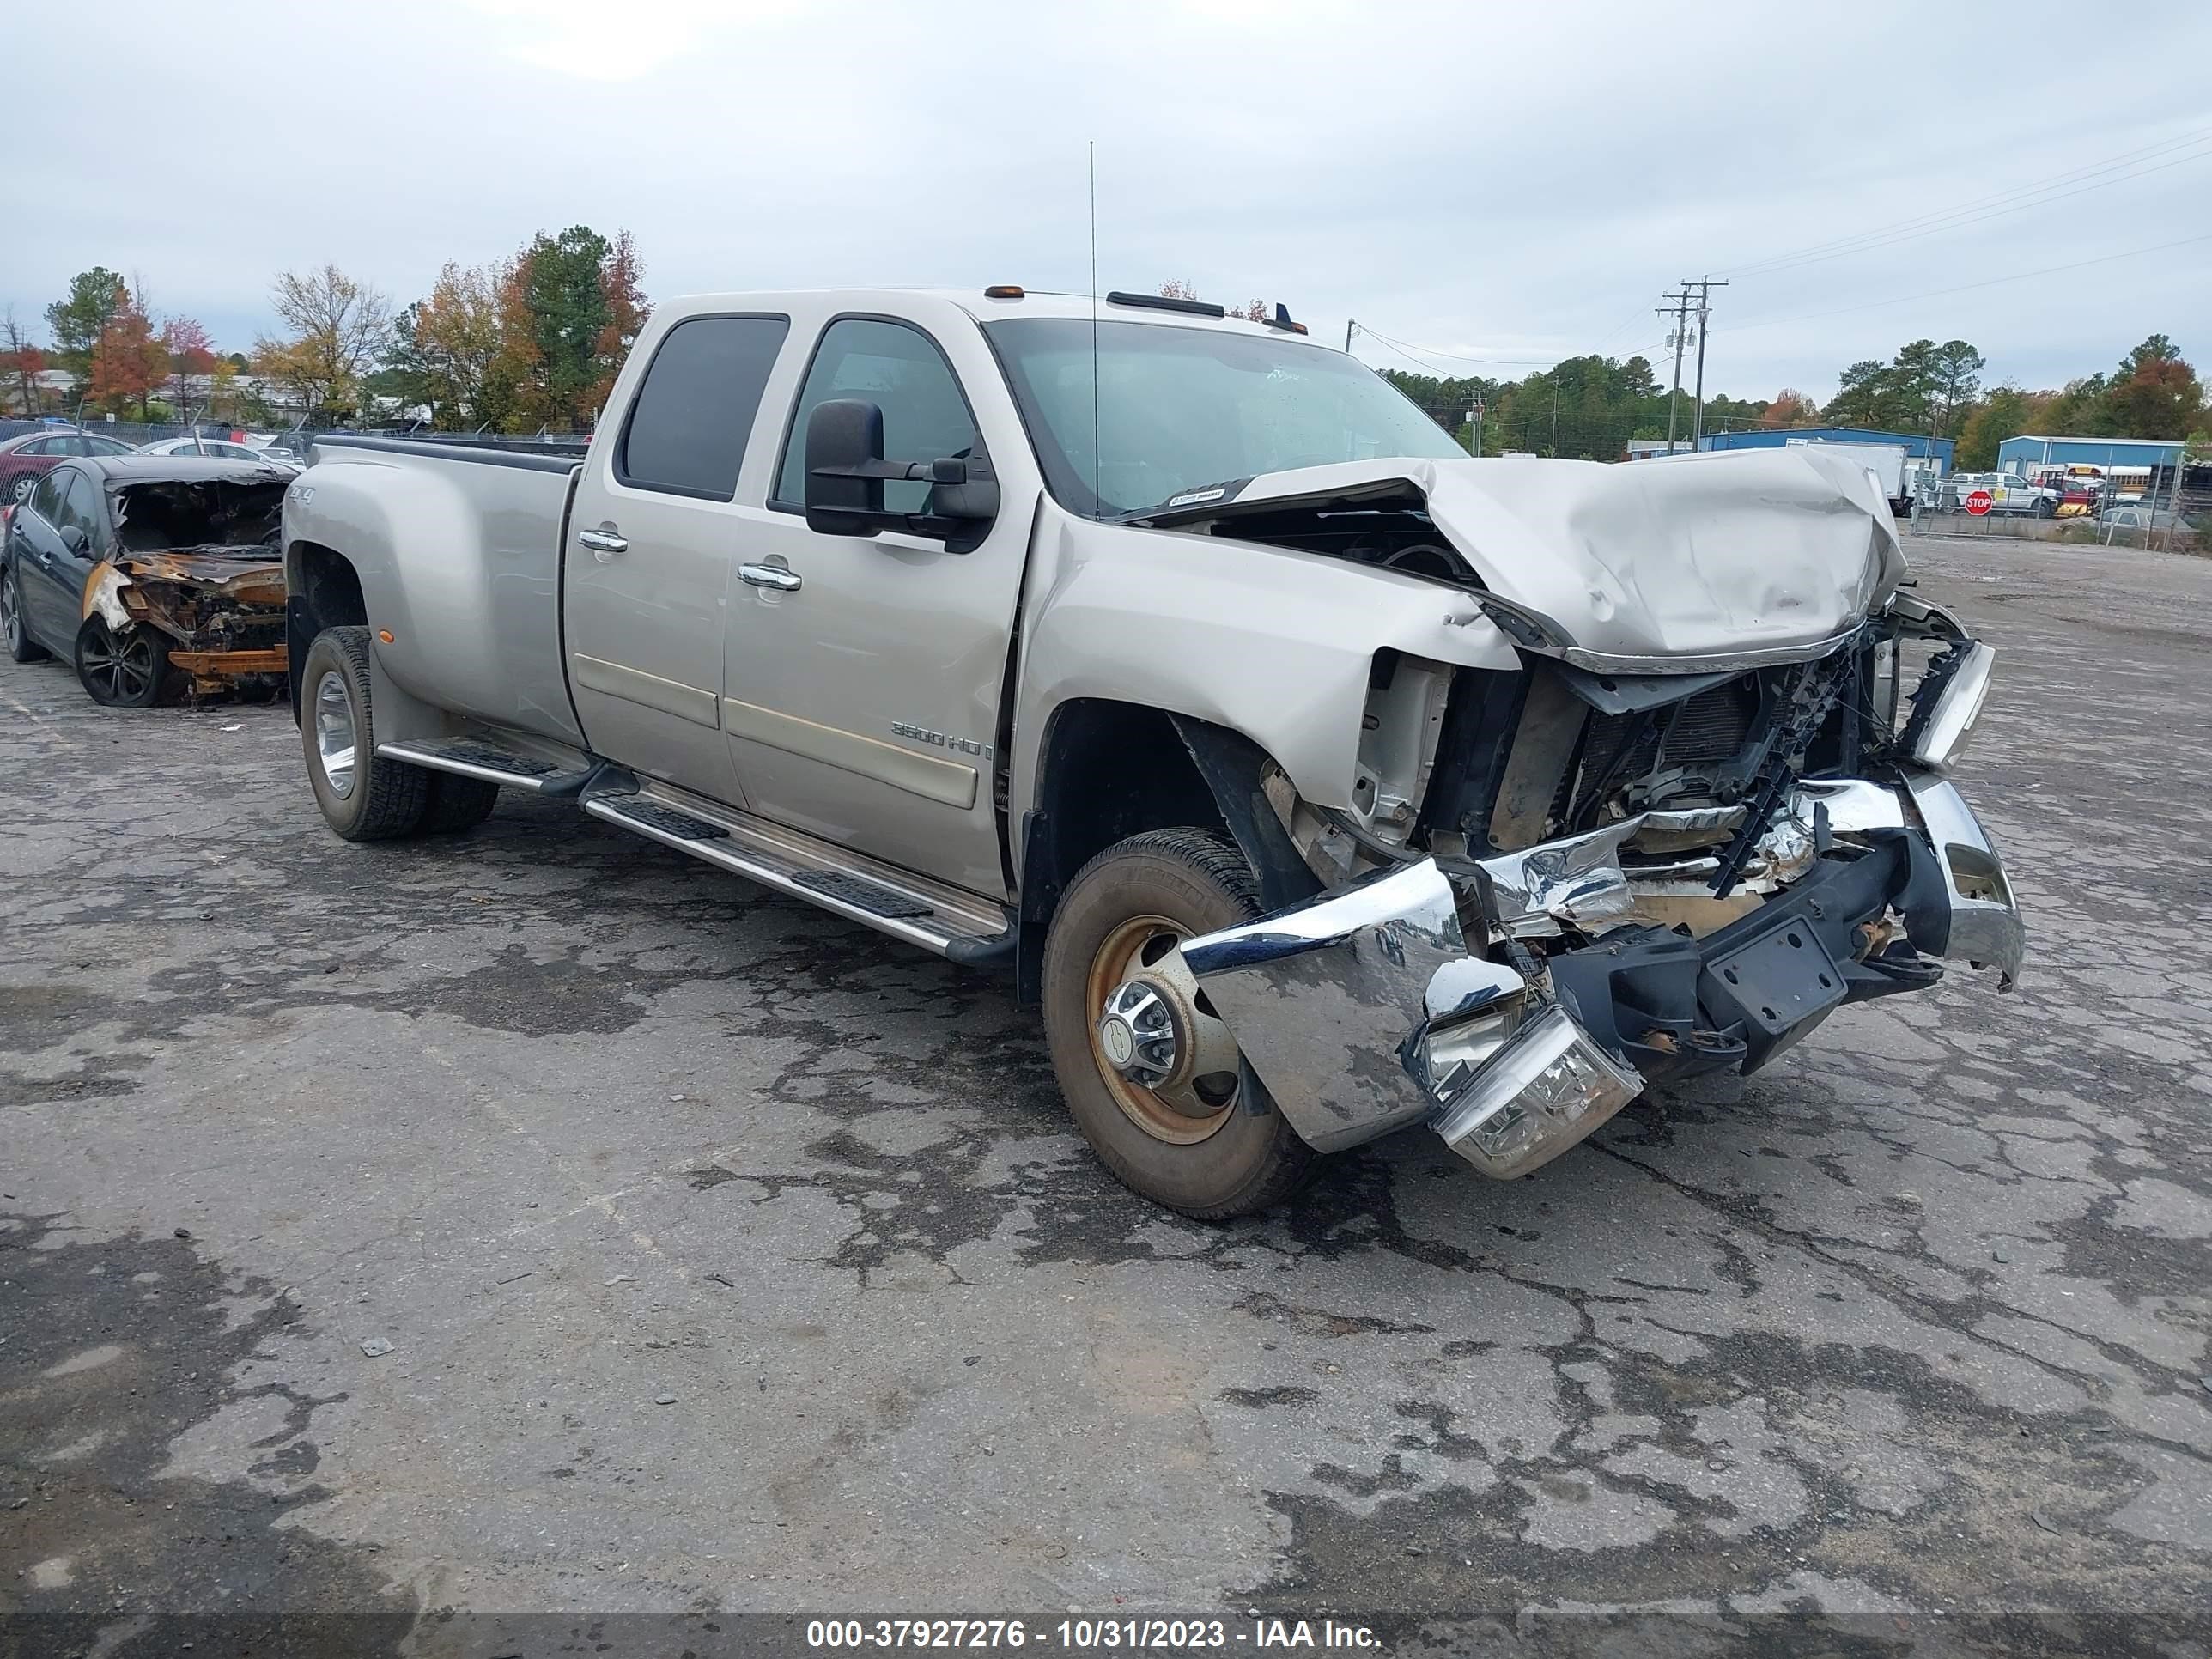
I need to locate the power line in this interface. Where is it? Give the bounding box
[1717,124,2212,280]
[1722,140,2212,281]
[1711,229,2212,337]
[1352,321,1585,369]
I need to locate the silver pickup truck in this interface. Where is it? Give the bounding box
[282,286,2024,1218]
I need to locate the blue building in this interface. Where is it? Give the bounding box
[1996,434,2187,472]
[1696,425,1955,471]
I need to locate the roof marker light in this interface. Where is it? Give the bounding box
[983,285,1025,299]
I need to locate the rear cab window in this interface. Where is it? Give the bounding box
[616,314,790,500]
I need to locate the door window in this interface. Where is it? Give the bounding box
[85,434,133,456]
[774,319,979,515]
[56,472,103,547]
[615,314,790,500]
[25,472,63,525]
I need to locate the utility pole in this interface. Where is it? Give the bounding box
[1468,396,1485,459]
[1659,289,1692,453]
[1686,276,1727,448]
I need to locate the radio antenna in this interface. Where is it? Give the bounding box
[1089,139,1101,520]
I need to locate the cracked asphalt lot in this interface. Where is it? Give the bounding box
[3,534,2209,1655]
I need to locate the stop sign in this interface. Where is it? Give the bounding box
[1965,489,1994,516]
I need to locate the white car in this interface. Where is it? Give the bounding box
[135,436,299,469]
[1944,471,2057,516]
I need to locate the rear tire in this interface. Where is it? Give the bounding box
[299,625,429,841]
[75,618,167,708]
[2,566,46,662]
[1042,828,1316,1219]
[419,773,501,835]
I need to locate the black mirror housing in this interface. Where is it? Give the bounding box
[804,399,886,538]
[801,397,1001,553]
[59,526,90,555]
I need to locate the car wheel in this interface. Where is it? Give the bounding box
[298,625,431,841]
[2034,498,2055,519]
[1041,828,1317,1219]
[75,617,167,707]
[2,566,48,663]
[7,475,32,505]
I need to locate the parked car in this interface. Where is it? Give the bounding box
[280,285,2023,1218]
[1943,471,2058,516]
[1,455,293,705]
[137,435,300,469]
[0,428,138,505]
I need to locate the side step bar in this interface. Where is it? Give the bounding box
[376,739,605,799]
[586,792,1012,963]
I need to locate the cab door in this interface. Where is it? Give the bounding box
[716,306,1036,897]
[562,312,790,801]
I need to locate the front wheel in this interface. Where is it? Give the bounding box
[7,475,32,505]
[1041,828,1316,1218]
[299,625,429,840]
[76,618,167,707]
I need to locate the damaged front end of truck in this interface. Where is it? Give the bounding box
[1096,450,2025,1180]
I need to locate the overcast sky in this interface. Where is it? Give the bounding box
[5,0,2207,404]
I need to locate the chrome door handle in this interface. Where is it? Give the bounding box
[738,562,802,592]
[578,528,629,562]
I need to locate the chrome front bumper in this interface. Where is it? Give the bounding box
[1176,771,2024,1178]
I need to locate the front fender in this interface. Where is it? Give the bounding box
[1008,504,1520,837]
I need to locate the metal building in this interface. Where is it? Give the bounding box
[1996,434,2188,471]
[1696,426,1955,471]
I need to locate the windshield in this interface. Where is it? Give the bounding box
[984,318,1467,518]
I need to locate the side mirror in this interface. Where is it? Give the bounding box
[59,526,90,556]
[804,398,1002,553]
[804,398,887,538]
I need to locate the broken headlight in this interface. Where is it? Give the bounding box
[1901,640,1996,772]
[1429,1003,1644,1179]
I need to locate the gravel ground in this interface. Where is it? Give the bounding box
[3,535,2209,1656]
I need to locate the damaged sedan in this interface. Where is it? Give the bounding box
[1,455,290,707]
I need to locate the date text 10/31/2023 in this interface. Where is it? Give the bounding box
[804,1619,1384,1650]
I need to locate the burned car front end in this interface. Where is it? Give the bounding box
[94,467,290,695]
[1097,450,2024,1180]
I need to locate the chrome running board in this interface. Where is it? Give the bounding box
[585,787,1012,961]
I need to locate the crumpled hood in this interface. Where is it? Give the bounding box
[1186,448,1905,668]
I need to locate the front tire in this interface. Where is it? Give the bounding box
[7,475,32,505]
[2,566,47,662]
[299,626,429,841]
[1042,828,1316,1218]
[76,618,167,707]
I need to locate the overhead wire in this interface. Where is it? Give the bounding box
[1716,124,2212,280]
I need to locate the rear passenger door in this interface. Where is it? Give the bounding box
[563,312,790,802]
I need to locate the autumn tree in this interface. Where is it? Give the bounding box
[160,316,217,418]
[383,261,516,429]
[1760,389,1818,428]
[46,268,130,391]
[590,231,649,416]
[2102,335,2203,439]
[495,227,649,430]
[88,286,167,417]
[0,306,46,416]
[254,264,393,421]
